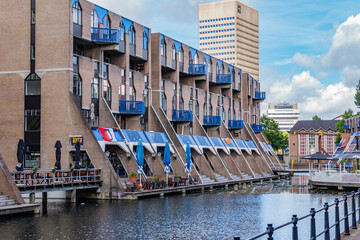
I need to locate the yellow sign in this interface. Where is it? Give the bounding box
[71,137,83,145]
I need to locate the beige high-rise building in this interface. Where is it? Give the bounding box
[199,0,259,80]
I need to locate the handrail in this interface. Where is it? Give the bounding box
[235,191,360,240]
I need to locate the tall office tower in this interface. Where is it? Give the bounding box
[199,0,259,80]
[267,104,300,132]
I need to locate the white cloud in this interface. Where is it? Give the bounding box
[263,71,357,120]
[292,13,360,72]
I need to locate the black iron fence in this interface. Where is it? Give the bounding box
[234,190,360,240]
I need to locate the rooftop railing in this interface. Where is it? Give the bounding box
[216,74,232,84]
[172,110,193,122]
[251,124,263,133]
[119,100,145,115]
[91,27,120,44]
[254,91,266,100]
[228,120,244,130]
[203,115,221,126]
[188,64,206,75]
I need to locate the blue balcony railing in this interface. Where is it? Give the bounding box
[254,91,266,100]
[216,74,232,84]
[203,115,221,126]
[251,124,263,133]
[228,120,244,130]
[119,100,145,115]
[91,27,119,44]
[189,64,206,75]
[172,110,193,122]
[343,125,350,130]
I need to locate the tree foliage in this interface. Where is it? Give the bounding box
[261,115,288,151]
[312,115,322,120]
[355,80,360,107]
[335,109,360,143]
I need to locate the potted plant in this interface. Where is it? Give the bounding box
[130,171,137,182]
[32,166,38,173]
[174,174,180,180]
[151,176,157,189]
[51,166,57,173]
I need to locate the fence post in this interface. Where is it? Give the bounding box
[335,198,341,240]
[358,188,360,223]
[344,194,350,235]
[266,224,274,240]
[352,191,357,229]
[324,203,330,240]
[310,208,316,240]
[292,214,298,240]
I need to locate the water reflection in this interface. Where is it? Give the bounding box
[0,177,348,240]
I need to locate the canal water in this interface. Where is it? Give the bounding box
[0,176,351,240]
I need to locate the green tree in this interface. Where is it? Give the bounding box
[335,109,360,143]
[261,115,288,151]
[312,115,322,120]
[354,80,360,107]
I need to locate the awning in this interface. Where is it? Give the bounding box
[244,140,260,155]
[92,127,129,153]
[145,131,175,154]
[221,138,241,155]
[193,135,217,155]
[121,129,154,153]
[177,134,202,155]
[209,137,230,155]
[234,139,252,155]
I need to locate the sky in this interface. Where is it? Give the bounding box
[89,0,360,120]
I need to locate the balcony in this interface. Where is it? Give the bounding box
[228,120,244,130]
[251,124,263,133]
[91,27,119,44]
[203,115,221,126]
[119,100,145,115]
[189,64,206,75]
[254,91,266,100]
[172,110,193,122]
[216,74,232,84]
[343,125,350,130]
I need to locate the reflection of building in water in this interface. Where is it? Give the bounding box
[267,103,299,132]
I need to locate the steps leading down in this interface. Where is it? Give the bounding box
[199,174,216,184]
[214,173,229,182]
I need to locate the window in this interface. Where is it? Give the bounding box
[309,135,315,154]
[25,109,40,131]
[91,78,99,99]
[161,38,166,56]
[129,26,135,45]
[72,2,82,25]
[172,44,176,60]
[91,9,99,28]
[299,134,306,155]
[129,71,136,101]
[119,22,125,41]
[120,69,125,100]
[103,80,111,102]
[31,9,36,24]
[179,47,184,63]
[25,73,41,96]
[195,89,199,118]
[142,31,148,50]
[31,45,35,60]
[194,53,199,64]
[73,73,82,96]
[103,14,110,28]
[179,85,184,110]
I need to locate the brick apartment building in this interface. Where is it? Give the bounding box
[0,0,279,198]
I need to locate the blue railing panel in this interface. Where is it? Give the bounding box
[188,64,206,75]
[228,120,244,129]
[119,100,145,114]
[145,131,168,144]
[172,110,193,122]
[91,27,120,44]
[254,91,266,100]
[343,125,350,129]
[210,137,224,147]
[193,136,212,146]
[203,115,221,126]
[216,74,232,84]
[177,134,197,145]
[251,124,263,133]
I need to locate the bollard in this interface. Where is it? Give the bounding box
[234,184,238,191]
[291,214,298,240]
[344,194,350,235]
[335,198,341,240]
[352,191,357,229]
[310,208,316,240]
[324,203,330,240]
[266,224,274,240]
